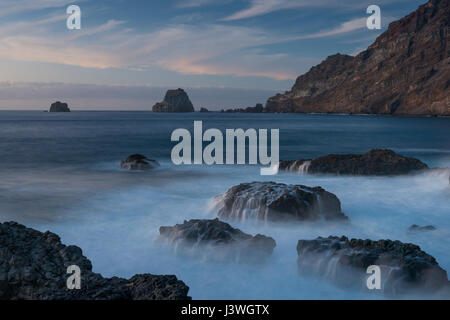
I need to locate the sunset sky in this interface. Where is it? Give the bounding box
[0,0,425,110]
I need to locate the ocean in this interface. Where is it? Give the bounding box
[0,111,449,299]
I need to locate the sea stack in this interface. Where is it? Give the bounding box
[152,88,195,113]
[49,101,70,112]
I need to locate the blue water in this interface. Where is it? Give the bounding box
[0,111,449,299]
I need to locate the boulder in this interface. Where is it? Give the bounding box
[199,107,209,112]
[152,89,194,113]
[158,219,276,263]
[120,154,160,170]
[279,149,429,175]
[49,101,70,112]
[214,182,348,222]
[0,222,190,300]
[297,236,449,296]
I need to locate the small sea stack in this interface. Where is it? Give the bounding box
[158,218,276,263]
[49,101,70,112]
[214,182,348,222]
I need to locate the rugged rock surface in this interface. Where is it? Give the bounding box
[152,88,194,112]
[199,107,209,112]
[0,221,190,300]
[120,154,160,170]
[408,224,437,232]
[215,182,348,222]
[297,236,449,296]
[221,103,264,113]
[158,219,276,263]
[279,149,429,175]
[265,0,450,116]
[49,101,70,112]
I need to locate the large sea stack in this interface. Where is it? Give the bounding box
[49,101,70,112]
[152,88,195,112]
[265,0,450,116]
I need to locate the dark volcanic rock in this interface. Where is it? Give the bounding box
[199,107,209,112]
[408,224,437,232]
[159,219,276,263]
[297,236,449,296]
[222,103,264,113]
[152,88,194,113]
[0,222,190,300]
[120,154,160,170]
[49,101,70,112]
[215,182,348,222]
[265,0,450,116]
[280,149,429,176]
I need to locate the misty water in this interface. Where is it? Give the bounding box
[0,111,449,299]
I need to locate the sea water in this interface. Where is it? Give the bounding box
[0,111,449,299]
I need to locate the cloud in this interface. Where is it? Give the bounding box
[0,0,85,17]
[295,17,367,39]
[222,0,407,21]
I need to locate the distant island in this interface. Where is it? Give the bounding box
[221,103,264,113]
[264,0,449,116]
[49,101,70,112]
[152,88,195,113]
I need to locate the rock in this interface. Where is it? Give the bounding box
[221,103,264,113]
[0,221,191,300]
[49,101,70,112]
[297,236,449,296]
[158,218,276,263]
[120,154,160,170]
[279,149,429,175]
[152,89,194,113]
[408,224,437,232]
[214,182,348,222]
[199,107,209,112]
[265,0,450,116]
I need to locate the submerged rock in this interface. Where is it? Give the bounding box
[152,88,195,113]
[279,149,428,175]
[297,236,449,296]
[408,224,437,232]
[158,219,276,263]
[215,182,348,222]
[120,154,160,170]
[49,101,70,112]
[0,222,190,300]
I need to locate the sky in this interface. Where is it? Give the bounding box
[0,0,426,110]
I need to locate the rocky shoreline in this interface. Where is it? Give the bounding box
[0,222,190,300]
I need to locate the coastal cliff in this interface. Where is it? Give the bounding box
[265,0,449,116]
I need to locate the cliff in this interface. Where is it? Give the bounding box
[265,0,449,116]
[152,88,195,112]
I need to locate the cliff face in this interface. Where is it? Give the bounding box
[266,0,450,116]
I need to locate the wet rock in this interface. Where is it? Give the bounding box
[0,221,191,300]
[408,224,437,232]
[280,149,428,175]
[152,88,194,113]
[158,218,276,263]
[120,154,160,170]
[49,101,70,112]
[215,182,348,222]
[297,236,449,296]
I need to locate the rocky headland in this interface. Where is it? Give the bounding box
[265,0,449,116]
[49,101,70,112]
